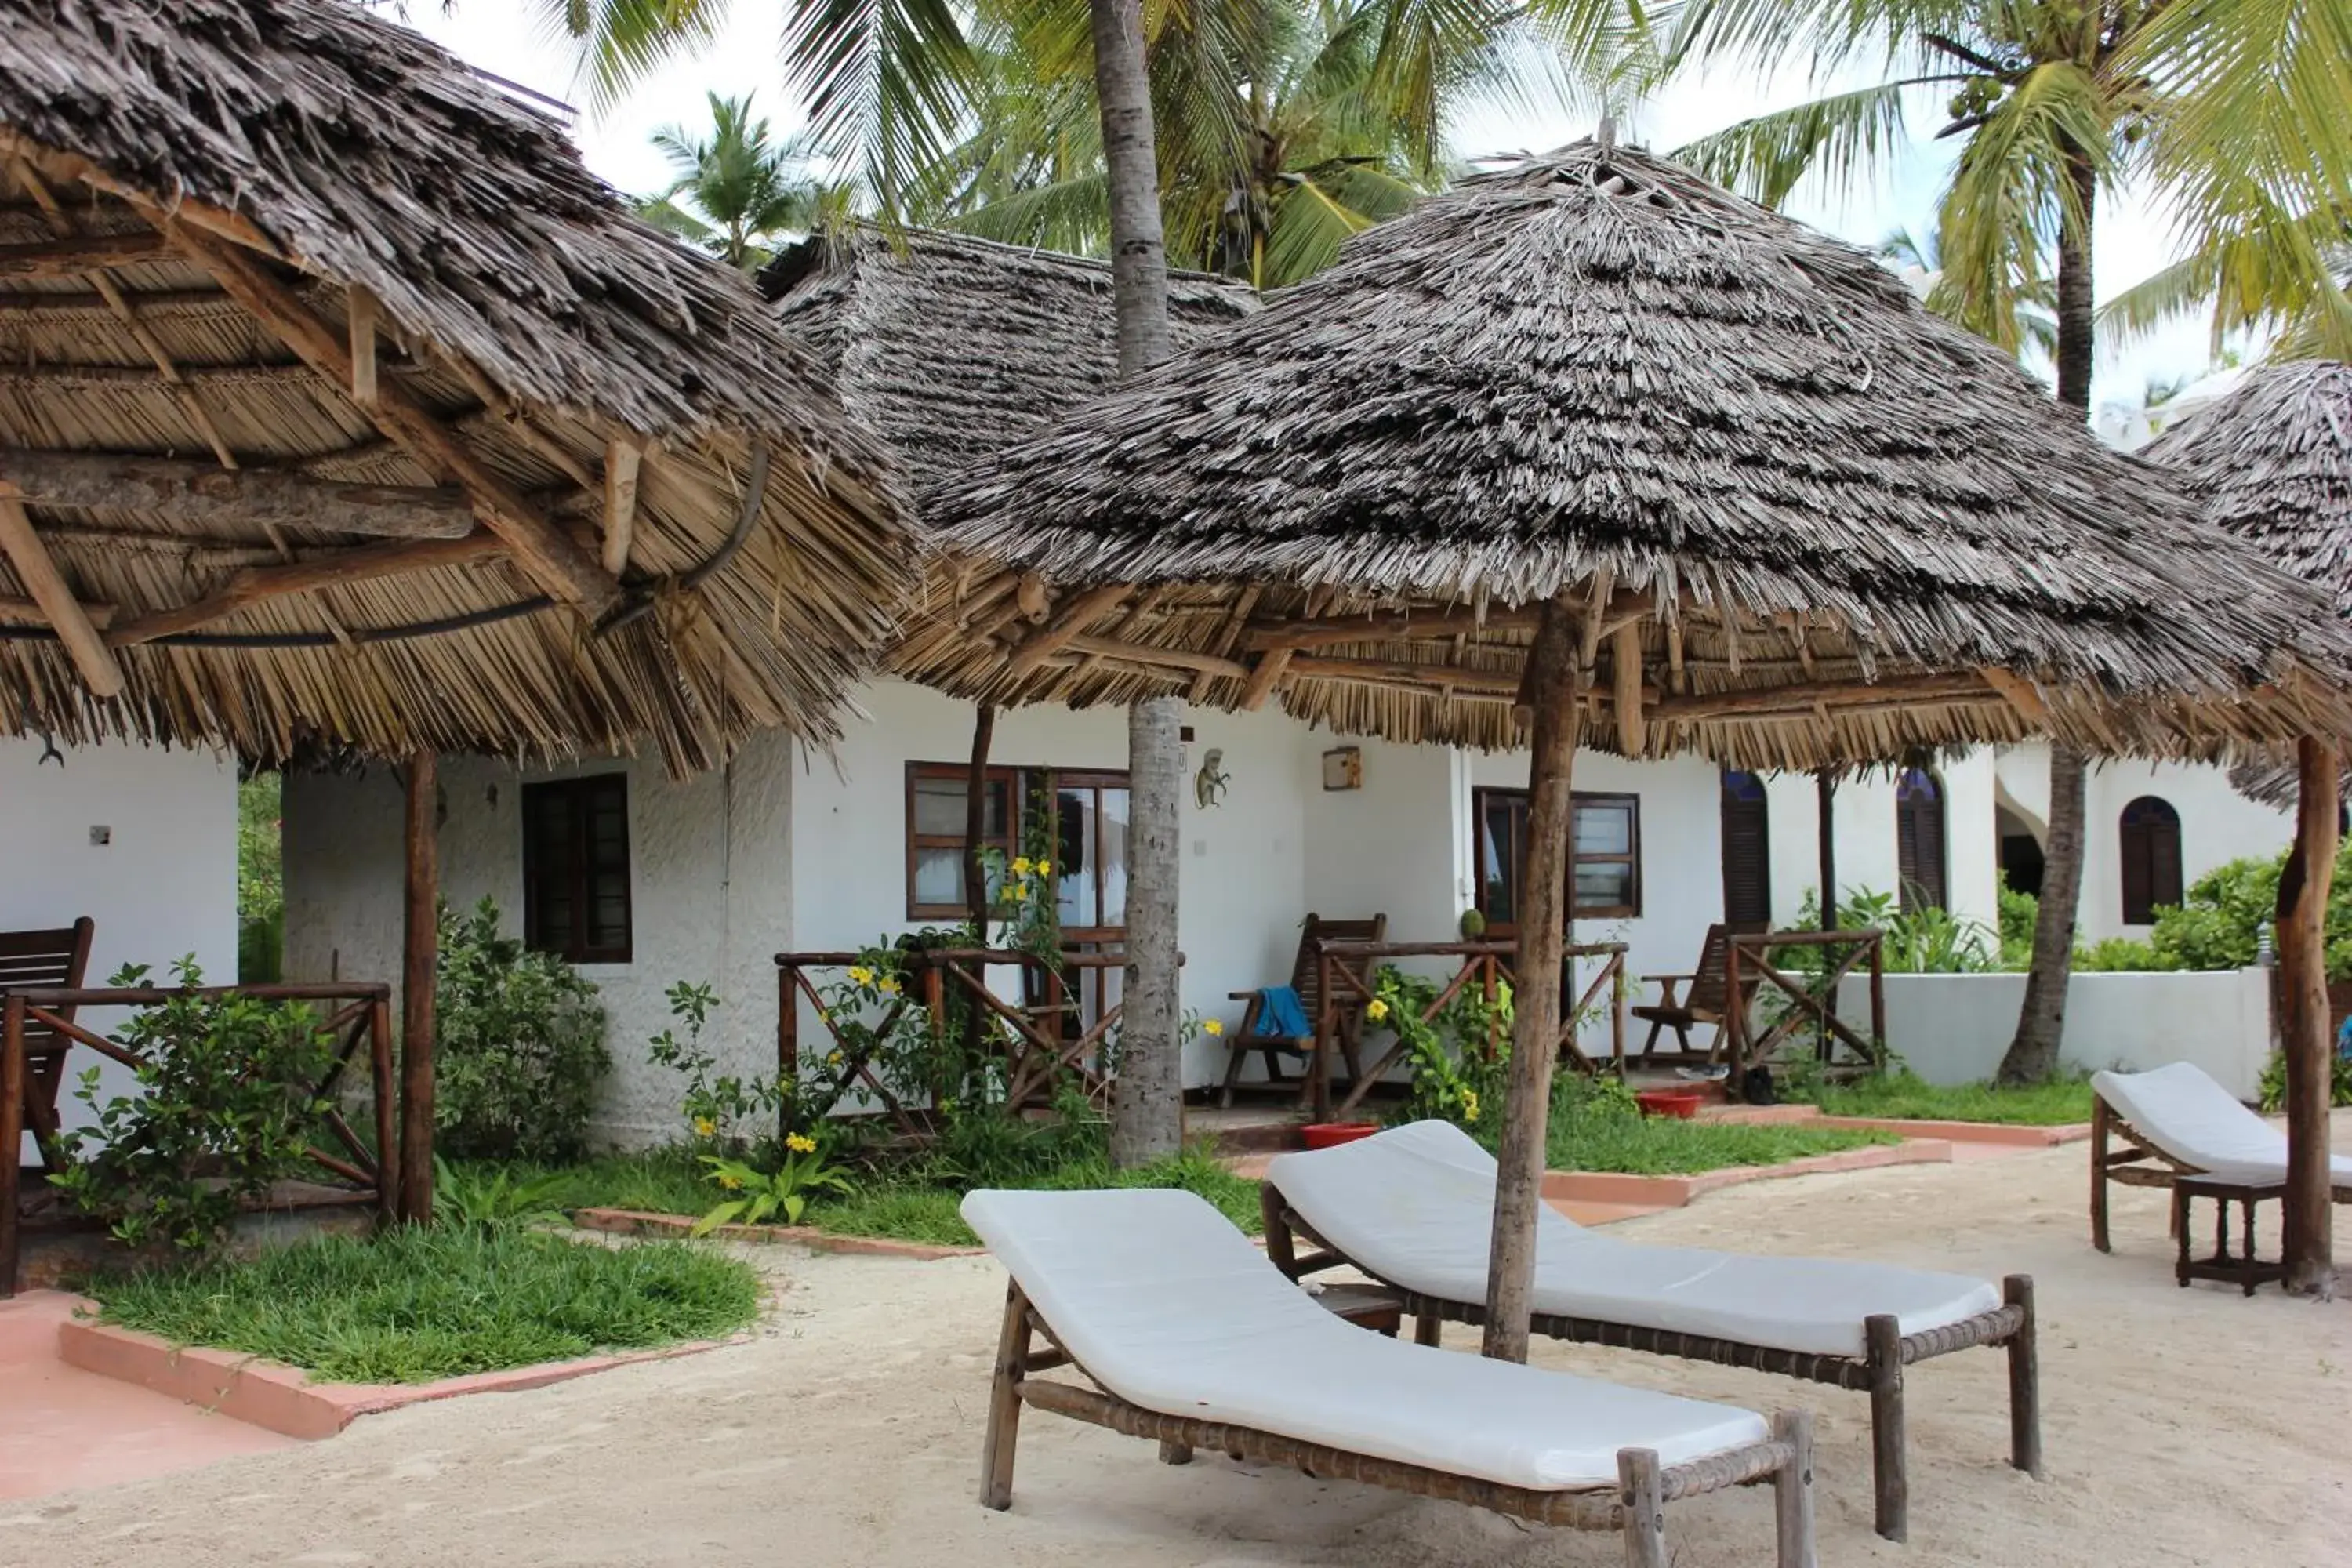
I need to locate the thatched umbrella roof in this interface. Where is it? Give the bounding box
[2140,361,2352,809]
[906,142,2352,771]
[760,224,1258,498]
[0,0,915,775]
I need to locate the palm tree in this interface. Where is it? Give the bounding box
[1664,0,2352,1087]
[636,93,840,270]
[1876,223,2056,360]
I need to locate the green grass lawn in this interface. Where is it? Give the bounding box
[1544,1114,1899,1175]
[87,1225,762,1384]
[1805,1070,2095,1126]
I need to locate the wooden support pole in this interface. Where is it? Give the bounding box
[0,450,475,539]
[963,702,997,1069]
[1816,771,1838,930]
[1772,1410,1817,1568]
[106,532,503,646]
[346,285,379,408]
[1484,592,1581,1363]
[602,438,643,575]
[1611,620,1646,756]
[368,995,397,1228]
[397,749,438,1225]
[979,1283,1033,1509]
[2278,734,2337,1297]
[0,497,125,697]
[1,995,24,1298]
[1238,648,1294,710]
[2004,1274,2042,1479]
[172,225,620,618]
[1865,1312,1907,1541]
[1007,583,1131,676]
[1617,1446,1668,1568]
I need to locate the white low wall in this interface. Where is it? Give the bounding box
[1835,967,2272,1100]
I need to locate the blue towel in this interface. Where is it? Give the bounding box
[1254,985,1313,1040]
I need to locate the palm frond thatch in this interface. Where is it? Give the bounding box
[904,140,2352,771]
[759,223,1259,496]
[0,0,916,775]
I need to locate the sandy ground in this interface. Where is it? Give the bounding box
[8,1133,2351,1568]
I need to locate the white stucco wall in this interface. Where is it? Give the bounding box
[283,735,796,1146]
[1993,742,2295,942]
[1759,760,2000,941]
[2,737,238,1146]
[1835,967,2274,1098]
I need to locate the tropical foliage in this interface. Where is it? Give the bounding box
[434,899,612,1163]
[636,92,841,268]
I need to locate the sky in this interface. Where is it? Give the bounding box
[394,2,2225,417]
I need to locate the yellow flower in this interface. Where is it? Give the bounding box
[1461,1091,1480,1123]
[877,976,901,996]
[691,1116,717,1138]
[718,1173,743,1190]
[1201,1018,1224,1037]
[846,964,874,986]
[1033,859,1051,877]
[1011,856,1033,877]
[786,1133,818,1155]
[826,1051,844,1068]
[1366,998,1391,1022]
[1004,882,1028,902]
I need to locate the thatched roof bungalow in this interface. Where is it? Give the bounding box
[909,143,2352,772]
[760,224,1258,498]
[0,0,914,776]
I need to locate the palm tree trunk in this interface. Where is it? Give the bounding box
[1088,0,1182,1167]
[1998,149,2096,1087]
[2278,736,2337,1296]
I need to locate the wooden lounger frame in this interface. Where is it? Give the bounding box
[2090,1093,2352,1254]
[978,1283,1817,1568]
[1261,1184,2037,1544]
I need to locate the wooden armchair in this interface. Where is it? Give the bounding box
[1,916,96,1174]
[1218,913,1386,1108]
[1630,922,1737,1059]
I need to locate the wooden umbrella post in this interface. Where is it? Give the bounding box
[2278,735,2337,1297]
[1483,593,1581,1363]
[397,747,438,1225]
[1815,771,1837,930]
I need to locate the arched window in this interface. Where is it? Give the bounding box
[2119,797,2183,925]
[1895,768,1947,911]
[1720,770,1771,931]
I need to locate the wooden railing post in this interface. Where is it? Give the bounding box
[1867,931,1887,1067]
[2,994,23,1298]
[777,961,800,1139]
[368,995,397,1227]
[1482,956,1500,1061]
[1312,949,1335,1120]
[1725,938,1746,1092]
[1610,949,1627,1070]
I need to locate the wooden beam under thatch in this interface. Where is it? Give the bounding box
[0,593,112,627]
[0,450,475,539]
[107,532,506,645]
[175,224,622,618]
[1007,583,1131,676]
[0,497,122,695]
[0,230,165,275]
[602,437,642,575]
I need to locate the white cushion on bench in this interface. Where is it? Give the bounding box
[1268,1120,2001,1359]
[961,1186,1769,1491]
[2092,1062,2352,1185]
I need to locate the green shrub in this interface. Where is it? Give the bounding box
[2072,936,2175,972]
[49,957,332,1251]
[434,898,610,1163]
[2131,843,2352,981]
[1997,880,2038,969]
[2256,1049,2352,1112]
[237,774,284,982]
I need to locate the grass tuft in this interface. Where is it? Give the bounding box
[1806,1070,2094,1126]
[87,1225,761,1384]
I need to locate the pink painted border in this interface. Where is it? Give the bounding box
[1541,1137,1959,1208]
[570,1207,982,1260]
[57,1315,747,1440]
[1798,1115,2091,1145]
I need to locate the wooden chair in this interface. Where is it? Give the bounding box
[1218,913,1385,1108]
[1630,922,1737,1058]
[1,917,96,1174]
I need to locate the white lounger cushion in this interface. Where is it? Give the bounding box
[2092,1062,2352,1185]
[1269,1120,2002,1359]
[961,1187,1769,1491]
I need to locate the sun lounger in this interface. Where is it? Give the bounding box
[1261,1120,2038,1543]
[963,1186,1817,1568]
[2090,1062,2352,1252]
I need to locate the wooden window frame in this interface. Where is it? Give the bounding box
[2118,795,2183,926]
[1047,769,1132,942]
[906,762,1021,921]
[1472,786,1644,935]
[521,773,633,964]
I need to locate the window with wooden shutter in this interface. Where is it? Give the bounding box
[522,774,633,964]
[1895,769,1947,912]
[2118,796,2183,925]
[1720,769,1771,931]
[1472,787,1642,929]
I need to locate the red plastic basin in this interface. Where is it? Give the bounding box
[1634,1090,1704,1120]
[1301,1122,1383,1149]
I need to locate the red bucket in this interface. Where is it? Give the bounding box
[1634,1090,1704,1120]
[1301,1122,1383,1150]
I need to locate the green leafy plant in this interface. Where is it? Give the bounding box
[692,1134,855,1234]
[2258,1050,2352,1113]
[434,899,610,1163]
[648,980,779,1146]
[430,1155,572,1232]
[2072,936,2174,972]
[49,957,332,1252]
[1997,879,2040,970]
[1370,965,1515,1131]
[237,772,284,983]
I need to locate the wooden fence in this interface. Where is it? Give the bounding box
[2,982,394,1298]
[1722,929,1888,1086]
[1311,940,1629,1121]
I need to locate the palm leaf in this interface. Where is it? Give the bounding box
[1671,80,1940,210]
[781,0,982,220]
[527,0,728,118]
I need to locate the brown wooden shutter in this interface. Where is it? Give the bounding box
[1896,770,1947,911]
[1720,770,1771,931]
[2120,797,2182,924]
